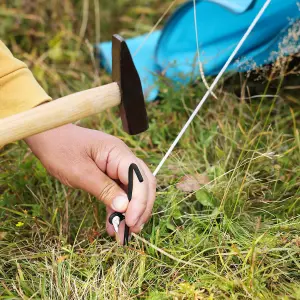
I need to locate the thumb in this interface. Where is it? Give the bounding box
[72,162,129,212]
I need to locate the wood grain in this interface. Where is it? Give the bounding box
[0,82,120,146]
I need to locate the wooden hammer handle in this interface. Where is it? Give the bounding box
[0,82,120,146]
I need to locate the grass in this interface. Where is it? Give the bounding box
[1,0,300,299]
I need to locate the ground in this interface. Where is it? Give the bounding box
[0,1,300,299]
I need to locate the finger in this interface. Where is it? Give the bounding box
[104,150,149,228]
[92,141,150,228]
[106,207,116,237]
[71,159,129,212]
[130,159,156,233]
[117,158,149,228]
[106,206,128,245]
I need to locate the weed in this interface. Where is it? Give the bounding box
[0,0,299,299]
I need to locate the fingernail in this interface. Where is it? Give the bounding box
[111,196,128,212]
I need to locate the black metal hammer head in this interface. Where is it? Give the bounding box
[112,34,148,135]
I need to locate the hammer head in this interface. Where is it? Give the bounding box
[112,34,148,135]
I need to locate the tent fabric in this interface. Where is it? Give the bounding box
[97,0,300,101]
[98,31,161,101]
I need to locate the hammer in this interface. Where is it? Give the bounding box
[0,35,148,146]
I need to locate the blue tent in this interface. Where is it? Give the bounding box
[97,0,300,101]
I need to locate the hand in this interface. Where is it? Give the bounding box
[25,124,156,242]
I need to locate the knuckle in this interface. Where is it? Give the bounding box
[109,136,126,148]
[98,181,116,203]
[117,139,127,148]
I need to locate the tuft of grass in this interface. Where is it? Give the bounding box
[1,0,300,299]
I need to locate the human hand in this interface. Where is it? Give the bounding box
[25,124,156,242]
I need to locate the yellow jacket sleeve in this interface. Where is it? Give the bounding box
[0,40,51,119]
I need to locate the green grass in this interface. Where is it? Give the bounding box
[1,0,300,299]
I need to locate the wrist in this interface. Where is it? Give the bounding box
[24,123,75,146]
